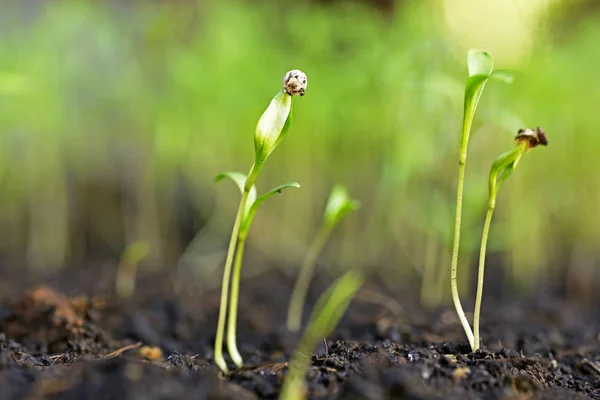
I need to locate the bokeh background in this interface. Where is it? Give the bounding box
[0,0,598,306]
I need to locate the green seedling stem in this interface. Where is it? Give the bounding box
[280,270,364,400]
[473,128,547,351]
[226,228,248,367]
[226,179,300,367]
[287,185,359,332]
[213,165,258,373]
[287,225,331,332]
[213,70,307,373]
[449,50,512,350]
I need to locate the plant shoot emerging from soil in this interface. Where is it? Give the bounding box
[450,50,512,350]
[287,185,360,332]
[213,70,307,373]
[216,173,299,368]
[280,270,364,400]
[473,127,548,351]
[115,240,150,298]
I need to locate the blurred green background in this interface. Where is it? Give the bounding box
[0,0,597,304]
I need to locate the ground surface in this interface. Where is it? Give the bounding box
[0,266,599,400]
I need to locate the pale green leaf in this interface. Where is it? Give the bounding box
[323,185,360,229]
[255,90,292,165]
[241,182,300,234]
[121,240,150,265]
[461,50,511,147]
[215,172,257,218]
[491,69,514,84]
[304,270,364,342]
[280,270,363,400]
[467,49,493,78]
[488,146,525,206]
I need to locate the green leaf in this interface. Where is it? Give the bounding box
[323,185,360,229]
[240,181,300,235]
[215,172,257,218]
[488,145,525,205]
[460,50,511,148]
[304,270,364,341]
[254,90,292,165]
[490,69,514,84]
[467,49,493,78]
[121,240,150,265]
[280,269,363,400]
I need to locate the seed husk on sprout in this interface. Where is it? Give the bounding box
[283,69,307,96]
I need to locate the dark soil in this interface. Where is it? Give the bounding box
[1,266,599,400]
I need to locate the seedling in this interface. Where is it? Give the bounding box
[473,127,548,350]
[115,240,150,298]
[217,172,299,368]
[280,269,364,400]
[450,50,512,349]
[213,70,307,373]
[287,185,360,332]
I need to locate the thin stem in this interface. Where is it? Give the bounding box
[226,234,247,367]
[473,205,495,351]
[214,189,250,373]
[214,163,260,373]
[287,225,332,332]
[450,158,475,350]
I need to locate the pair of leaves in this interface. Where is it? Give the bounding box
[215,172,299,235]
[254,90,293,166]
[323,185,361,230]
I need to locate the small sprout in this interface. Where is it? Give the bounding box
[287,185,360,332]
[472,128,548,351]
[254,70,306,167]
[280,270,364,400]
[213,70,306,373]
[115,240,150,298]
[449,50,512,351]
[217,174,299,368]
[323,185,361,229]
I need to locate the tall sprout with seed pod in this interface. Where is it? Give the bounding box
[473,127,548,351]
[450,50,513,349]
[214,70,307,373]
[280,269,364,400]
[287,185,360,332]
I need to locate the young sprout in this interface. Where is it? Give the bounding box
[473,127,548,351]
[280,270,364,400]
[213,70,307,373]
[217,172,299,368]
[287,185,360,332]
[449,50,513,349]
[115,240,150,298]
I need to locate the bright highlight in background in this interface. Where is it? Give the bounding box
[443,0,559,66]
